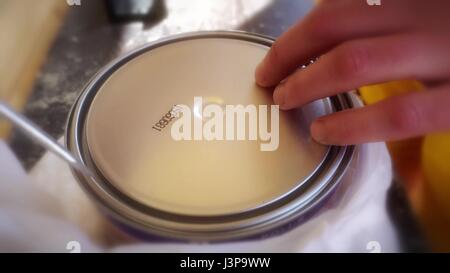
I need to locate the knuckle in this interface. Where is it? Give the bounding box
[389,98,424,134]
[334,43,370,80]
[304,9,337,41]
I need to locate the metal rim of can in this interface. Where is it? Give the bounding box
[65,30,356,241]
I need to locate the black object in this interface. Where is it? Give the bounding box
[105,0,166,22]
[387,177,430,252]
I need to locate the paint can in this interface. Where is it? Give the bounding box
[66,31,357,241]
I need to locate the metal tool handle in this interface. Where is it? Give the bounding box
[0,100,92,177]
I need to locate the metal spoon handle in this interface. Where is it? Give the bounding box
[0,100,91,176]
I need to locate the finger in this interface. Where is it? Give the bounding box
[310,85,450,145]
[273,32,450,110]
[255,0,412,87]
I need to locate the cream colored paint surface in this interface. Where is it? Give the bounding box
[86,38,331,216]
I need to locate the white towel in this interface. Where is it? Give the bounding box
[0,139,398,252]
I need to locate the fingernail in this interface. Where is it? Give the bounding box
[273,78,288,108]
[311,119,329,144]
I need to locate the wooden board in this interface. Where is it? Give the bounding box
[0,0,67,138]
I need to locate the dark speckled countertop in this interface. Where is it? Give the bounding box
[6,0,427,252]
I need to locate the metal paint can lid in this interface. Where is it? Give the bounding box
[67,31,355,241]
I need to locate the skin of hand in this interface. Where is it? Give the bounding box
[255,0,450,145]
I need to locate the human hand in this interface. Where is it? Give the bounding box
[255,0,450,145]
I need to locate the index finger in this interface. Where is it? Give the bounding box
[255,0,411,87]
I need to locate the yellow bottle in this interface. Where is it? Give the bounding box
[360,80,450,251]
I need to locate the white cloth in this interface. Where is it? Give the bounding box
[0,140,398,252]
